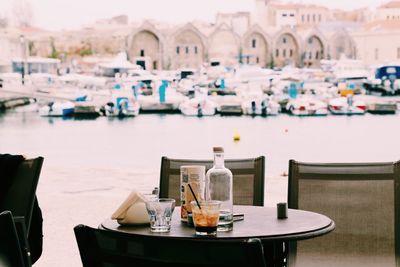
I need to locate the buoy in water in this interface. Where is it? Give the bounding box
[233,132,241,141]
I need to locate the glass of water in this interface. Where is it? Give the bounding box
[145,198,175,232]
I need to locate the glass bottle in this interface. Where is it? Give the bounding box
[205,147,233,231]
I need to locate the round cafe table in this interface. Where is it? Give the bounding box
[101,205,335,267]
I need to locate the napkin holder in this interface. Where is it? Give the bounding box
[111,191,150,225]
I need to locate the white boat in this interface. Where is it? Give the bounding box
[242,97,280,116]
[39,101,75,117]
[332,56,369,81]
[179,86,216,116]
[100,97,139,117]
[209,95,243,115]
[139,83,186,113]
[328,95,366,115]
[179,98,217,116]
[286,97,328,116]
[100,85,140,117]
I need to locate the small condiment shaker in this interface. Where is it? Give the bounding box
[277,202,288,219]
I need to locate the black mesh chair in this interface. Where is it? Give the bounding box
[74,224,266,267]
[0,157,43,266]
[0,211,26,267]
[288,160,400,267]
[159,156,265,206]
[0,157,44,233]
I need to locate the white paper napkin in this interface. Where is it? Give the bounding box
[111,190,150,225]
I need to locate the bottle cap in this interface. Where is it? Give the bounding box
[213,147,224,153]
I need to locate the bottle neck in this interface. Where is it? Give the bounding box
[213,152,225,168]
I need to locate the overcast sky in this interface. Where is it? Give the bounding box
[0,0,386,31]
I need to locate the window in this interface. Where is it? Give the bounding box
[316,51,319,59]
[308,37,313,44]
[276,49,279,57]
[290,49,293,57]
[397,47,400,59]
[185,46,189,54]
[290,14,294,17]
[252,39,256,48]
[302,15,304,22]
[313,14,316,22]
[256,57,259,63]
[283,37,287,44]
[194,46,198,54]
[140,49,144,57]
[307,14,310,22]
[282,13,287,17]
[283,49,286,58]
[318,14,321,22]
[309,52,312,59]
[176,46,180,55]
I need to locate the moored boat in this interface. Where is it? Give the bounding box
[286,97,328,116]
[328,95,366,115]
[242,97,280,116]
[364,65,400,96]
[39,101,75,117]
[179,98,217,116]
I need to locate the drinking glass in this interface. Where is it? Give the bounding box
[145,198,175,232]
[191,200,221,236]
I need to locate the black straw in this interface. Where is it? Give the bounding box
[188,183,201,210]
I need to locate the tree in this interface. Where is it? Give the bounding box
[49,37,60,59]
[268,53,275,69]
[238,47,243,64]
[13,0,33,27]
[28,41,37,56]
[79,42,93,57]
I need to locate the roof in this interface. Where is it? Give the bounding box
[19,26,51,34]
[379,1,400,8]
[269,2,328,10]
[269,2,300,9]
[362,20,400,31]
[12,57,60,64]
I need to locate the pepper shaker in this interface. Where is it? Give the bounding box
[277,202,288,219]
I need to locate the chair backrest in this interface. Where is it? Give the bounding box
[0,211,25,267]
[74,224,266,267]
[0,157,43,233]
[288,160,400,267]
[159,156,265,206]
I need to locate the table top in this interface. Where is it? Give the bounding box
[101,206,335,241]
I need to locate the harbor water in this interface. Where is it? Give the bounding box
[1,110,400,266]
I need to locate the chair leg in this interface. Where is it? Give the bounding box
[262,241,287,267]
[14,216,32,267]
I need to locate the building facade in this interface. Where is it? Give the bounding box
[12,0,400,71]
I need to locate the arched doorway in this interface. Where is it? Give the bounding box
[242,32,269,67]
[172,29,204,69]
[331,33,355,60]
[130,30,160,70]
[303,35,324,68]
[208,29,239,66]
[274,33,299,67]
